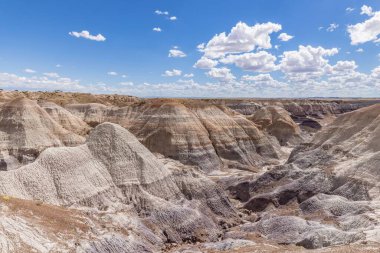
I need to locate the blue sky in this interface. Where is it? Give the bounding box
[0,0,380,97]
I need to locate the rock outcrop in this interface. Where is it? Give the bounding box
[128,102,222,173]
[67,101,280,172]
[224,101,262,115]
[250,106,302,146]
[0,90,140,107]
[0,122,238,250]
[0,98,85,170]
[228,104,380,247]
[65,103,130,127]
[241,215,363,249]
[39,101,90,135]
[279,100,377,119]
[289,103,380,198]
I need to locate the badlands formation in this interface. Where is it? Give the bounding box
[0,91,379,252]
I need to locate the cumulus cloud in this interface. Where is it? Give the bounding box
[326,23,339,32]
[278,33,294,41]
[155,10,169,15]
[280,45,339,78]
[198,21,282,59]
[348,6,380,45]
[346,7,355,13]
[168,47,187,58]
[328,60,358,75]
[241,73,274,82]
[0,72,86,92]
[107,79,222,98]
[107,71,118,76]
[356,48,364,53]
[327,71,371,89]
[43,72,60,78]
[119,81,134,86]
[184,73,194,78]
[372,66,380,79]
[116,78,293,98]
[193,57,218,69]
[206,67,235,81]
[24,68,36,73]
[241,74,288,89]
[197,43,205,50]
[153,27,162,32]
[220,51,278,72]
[69,30,106,42]
[4,67,380,98]
[361,5,374,16]
[155,10,177,20]
[162,69,182,77]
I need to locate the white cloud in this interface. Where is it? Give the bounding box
[278,33,294,42]
[69,30,106,42]
[155,10,169,15]
[119,81,134,86]
[43,72,60,78]
[220,51,278,72]
[107,71,118,76]
[0,72,86,92]
[280,45,339,78]
[326,23,339,32]
[56,64,61,68]
[162,69,182,77]
[3,68,380,98]
[356,48,364,53]
[327,70,370,89]
[184,73,194,78]
[348,8,380,45]
[100,67,380,97]
[24,68,36,73]
[168,47,187,58]
[328,60,358,75]
[199,21,282,59]
[110,79,223,98]
[241,73,274,82]
[153,27,162,32]
[361,5,374,16]
[155,10,177,21]
[346,7,355,13]
[193,57,218,69]
[197,43,205,50]
[206,67,235,81]
[372,66,380,79]
[121,75,127,78]
[241,74,288,89]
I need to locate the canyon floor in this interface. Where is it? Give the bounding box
[0,90,380,253]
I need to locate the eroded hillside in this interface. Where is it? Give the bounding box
[0,91,379,252]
